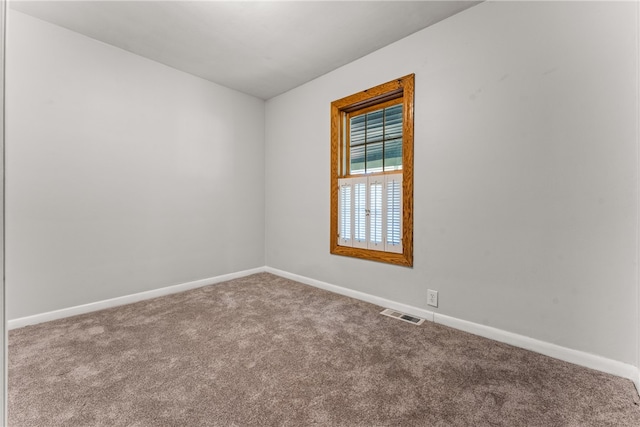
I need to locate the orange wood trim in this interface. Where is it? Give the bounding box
[344,112,350,178]
[346,97,403,118]
[402,74,415,267]
[330,245,412,267]
[330,103,340,252]
[331,76,410,110]
[345,170,404,179]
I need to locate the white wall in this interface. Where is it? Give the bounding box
[6,11,265,320]
[0,1,6,422]
[265,1,639,366]
[637,0,640,391]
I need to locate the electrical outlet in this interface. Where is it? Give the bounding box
[427,289,438,307]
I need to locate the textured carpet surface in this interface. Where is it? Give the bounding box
[9,273,640,426]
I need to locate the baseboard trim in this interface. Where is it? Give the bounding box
[265,267,435,322]
[265,267,640,387]
[9,265,639,390]
[8,267,266,330]
[434,312,639,382]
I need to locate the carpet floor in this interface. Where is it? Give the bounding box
[9,272,640,426]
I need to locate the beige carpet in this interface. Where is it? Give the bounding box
[9,272,640,426]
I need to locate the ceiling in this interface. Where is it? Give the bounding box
[11,1,480,100]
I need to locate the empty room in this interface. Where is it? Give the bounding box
[3,0,640,425]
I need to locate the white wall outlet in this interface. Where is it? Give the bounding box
[427,289,438,307]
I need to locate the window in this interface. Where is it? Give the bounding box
[330,74,414,267]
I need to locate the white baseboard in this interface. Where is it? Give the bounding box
[265,267,640,388]
[264,267,435,323]
[434,312,639,382]
[8,265,640,393]
[8,267,266,330]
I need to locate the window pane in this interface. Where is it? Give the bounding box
[365,109,384,143]
[350,115,366,146]
[349,104,403,175]
[366,141,383,173]
[384,138,402,171]
[384,104,403,139]
[350,144,365,175]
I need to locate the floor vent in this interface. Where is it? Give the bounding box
[380,308,425,325]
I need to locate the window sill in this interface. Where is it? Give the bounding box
[330,245,413,267]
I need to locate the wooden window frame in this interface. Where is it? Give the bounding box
[330,74,414,267]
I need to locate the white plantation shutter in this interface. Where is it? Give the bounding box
[369,178,384,251]
[337,173,402,253]
[338,179,352,246]
[385,174,403,253]
[353,178,368,248]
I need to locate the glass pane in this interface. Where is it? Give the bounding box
[365,109,384,143]
[366,141,383,174]
[350,104,403,175]
[384,104,403,139]
[350,144,365,175]
[384,138,402,171]
[350,114,366,146]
